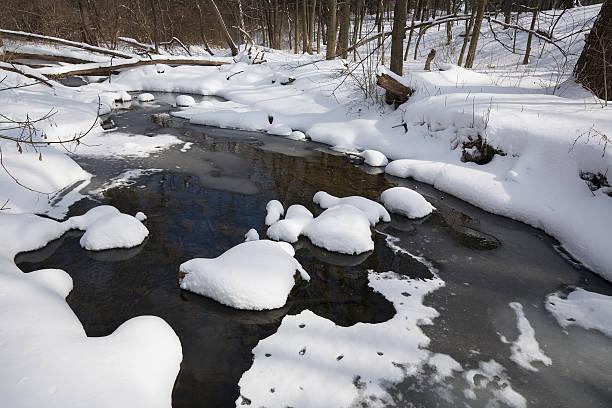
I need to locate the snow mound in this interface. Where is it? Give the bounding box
[176,94,195,107]
[380,187,435,219]
[267,204,314,243]
[117,91,132,102]
[546,288,612,337]
[66,205,120,230]
[508,302,552,371]
[265,199,285,226]
[303,204,373,255]
[244,228,259,242]
[138,93,155,102]
[360,149,388,167]
[179,240,309,310]
[135,211,147,221]
[80,213,149,251]
[313,191,390,226]
[288,130,306,141]
[267,123,292,136]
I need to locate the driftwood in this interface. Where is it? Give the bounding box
[0,29,133,59]
[376,73,415,107]
[44,58,229,79]
[2,52,93,64]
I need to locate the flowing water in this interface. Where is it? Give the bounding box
[16,93,612,407]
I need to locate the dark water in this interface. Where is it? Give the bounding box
[16,93,612,407]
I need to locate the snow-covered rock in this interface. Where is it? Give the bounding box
[267,123,292,136]
[176,94,196,107]
[135,211,147,221]
[267,204,314,243]
[313,191,390,226]
[546,288,612,337]
[80,213,149,251]
[265,199,285,226]
[288,130,307,141]
[138,93,155,102]
[67,205,120,230]
[117,90,132,102]
[360,149,388,167]
[179,240,309,310]
[244,228,259,242]
[303,204,374,255]
[380,187,435,219]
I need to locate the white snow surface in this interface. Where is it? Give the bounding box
[288,130,306,141]
[380,187,435,219]
[546,288,612,337]
[313,191,391,226]
[138,92,155,102]
[0,211,181,408]
[179,240,309,310]
[175,94,196,107]
[360,149,388,166]
[135,211,148,221]
[267,123,292,136]
[266,204,314,243]
[265,199,285,226]
[244,228,259,242]
[80,213,149,251]
[508,302,552,371]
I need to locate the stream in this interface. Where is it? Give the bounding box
[16,93,612,407]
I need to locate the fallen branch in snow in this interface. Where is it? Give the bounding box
[0,63,53,87]
[376,73,415,106]
[2,51,93,65]
[0,29,133,59]
[43,58,229,79]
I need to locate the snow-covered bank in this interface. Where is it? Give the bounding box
[78,4,612,281]
[0,209,182,407]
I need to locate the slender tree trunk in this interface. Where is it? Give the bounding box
[464,0,487,68]
[325,0,338,59]
[523,1,541,65]
[458,2,476,66]
[503,0,512,25]
[149,0,160,53]
[302,0,309,52]
[404,1,417,60]
[391,0,408,76]
[308,0,317,53]
[336,0,351,58]
[295,0,300,53]
[195,0,214,55]
[207,0,239,55]
[317,1,322,53]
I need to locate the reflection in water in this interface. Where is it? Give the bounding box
[15,95,612,408]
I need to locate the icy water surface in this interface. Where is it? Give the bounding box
[16,93,612,407]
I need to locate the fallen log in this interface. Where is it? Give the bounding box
[0,29,133,59]
[0,64,53,87]
[2,52,93,64]
[44,58,230,80]
[376,73,415,107]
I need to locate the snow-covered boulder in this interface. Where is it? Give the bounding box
[66,205,120,230]
[265,199,285,226]
[135,211,147,221]
[267,123,292,136]
[360,149,388,167]
[179,240,310,310]
[313,191,390,226]
[80,213,149,251]
[303,205,374,255]
[117,91,132,102]
[380,187,435,219]
[288,131,307,141]
[244,228,259,242]
[138,93,155,102]
[267,204,314,243]
[176,95,196,107]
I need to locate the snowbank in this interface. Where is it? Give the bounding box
[179,240,309,310]
[380,186,435,219]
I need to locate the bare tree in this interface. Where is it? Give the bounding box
[464,0,487,68]
[391,0,408,75]
[325,0,338,60]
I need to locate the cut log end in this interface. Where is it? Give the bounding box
[376,73,415,108]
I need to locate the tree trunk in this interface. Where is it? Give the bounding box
[390,0,408,76]
[308,0,317,53]
[195,0,214,55]
[302,0,309,52]
[574,0,612,102]
[325,0,338,59]
[336,0,351,58]
[458,2,476,66]
[207,0,239,56]
[295,0,300,53]
[523,1,541,65]
[148,0,160,53]
[464,0,487,68]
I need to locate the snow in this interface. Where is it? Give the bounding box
[135,212,147,221]
[360,149,388,167]
[288,130,307,141]
[303,204,374,255]
[546,288,612,337]
[266,204,314,243]
[66,205,120,230]
[267,123,292,136]
[313,191,391,226]
[180,142,193,152]
[265,199,285,226]
[179,240,309,310]
[0,211,181,408]
[176,94,195,107]
[79,212,149,251]
[380,186,435,219]
[244,228,259,242]
[463,360,527,408]
[88,169,162,197]
[138,93,155,102]
[507,302,552,372]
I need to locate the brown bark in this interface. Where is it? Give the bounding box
[336,0,351,59]
[325,0,338,59]
[390,0,407,75]
[377,73,415,106]
[464,0,487,68]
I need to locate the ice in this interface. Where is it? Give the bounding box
[546,288,612,337]
[176,94,196,107]
[313,191,390,226]
[360,149,388,167]
[244,228,259,242]
[137,93,155,102]
[380,187,435,219]
[267,123,292,136]
[135,212,147,221]
[463,360,526,408]
[79,213,149,251]
[179,240,309,310]
[265,199,285,226]
[507,302,552,371]
[303,204,373,255]
[266,204,314,243]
